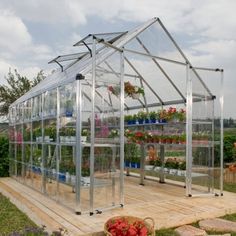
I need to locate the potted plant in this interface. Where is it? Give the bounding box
[149,111,157,123]
[59,127,66,143]
[109,129,119,139]
[65,100,73,117]
[158,109,167,123]
[137,111,147,124]
[178,108,186,122]
[125,82,145,99]
[125,115,134,125]
[179,134,186,144]
[81,129,88,142]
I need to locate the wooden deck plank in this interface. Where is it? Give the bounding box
[1,177,236,235]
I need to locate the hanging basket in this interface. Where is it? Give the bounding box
[104,216,155,236]
[131,93,140,100]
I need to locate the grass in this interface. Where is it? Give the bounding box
[155,228,178,236]
[224,182,236,193]
[0,193,37,235]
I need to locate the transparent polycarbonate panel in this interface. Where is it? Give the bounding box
[124,52,184,107]
[15,104,23,123]
[32,121,42,142]
[58,145,76,210]
[23,144,32,186]
[190,68,214,195]
[16,142,23,182]
[59,83,77,144]
[60,83,76,118]
[43,89,57,117]
[32,144,42,191]
[23,99,32,122]
[32,95,42,119]
[9,106,16,125]
[43,144,57,199]
[124,20,186,64]
[23,123,31,142]
[44,119,57,143]
[9,125,15,142]
[9,143,16,177]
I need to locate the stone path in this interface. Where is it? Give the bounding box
[175,225,207,236]
[199,218,236,233]
[175,218,236,236]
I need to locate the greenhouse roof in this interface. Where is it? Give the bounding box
[11,17,214,108]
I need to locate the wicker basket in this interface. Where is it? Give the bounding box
[104,216,155,236]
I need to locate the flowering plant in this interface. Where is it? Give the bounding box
[125,82,144,97]
[82,129,89,136]
[109,129,119,138]
[108,85,120,96]
[108,82,144,98]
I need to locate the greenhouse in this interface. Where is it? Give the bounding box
[8,17,224,215]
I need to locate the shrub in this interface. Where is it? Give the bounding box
[0,136,9,177]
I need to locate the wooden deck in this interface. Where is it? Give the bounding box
[1,177,236,235]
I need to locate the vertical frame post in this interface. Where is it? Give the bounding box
[75,79,83,214]
[30,98,33,187]
[186,63,192,197]
[211,100,215,194]
[120,51,125,206]
[56,87,60,201]
[220,70,224,195]
[41,93,46,194]
[89,37,96,215]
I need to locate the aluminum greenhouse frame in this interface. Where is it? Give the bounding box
[9,17,224,215]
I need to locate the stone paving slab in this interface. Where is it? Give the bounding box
[199,218,236,233]
[175,225,207,236]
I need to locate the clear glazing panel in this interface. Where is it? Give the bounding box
[43,144,57,199]
[32,144,43,191]
[58,145,76,209]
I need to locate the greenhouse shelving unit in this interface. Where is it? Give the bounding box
[9,17,224,215]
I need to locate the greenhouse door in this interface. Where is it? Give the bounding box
[186,66,221,197]
[87,39,124,214]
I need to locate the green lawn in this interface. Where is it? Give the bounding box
[0,193,67,235]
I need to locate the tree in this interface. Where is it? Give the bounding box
[0,69,45,115]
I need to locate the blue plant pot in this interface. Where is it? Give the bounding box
[132,120,136,124]
[125,161,130,167]
[32,166,37,173]
[127,121,133,125]
[145,119,150,124]
[159,119,167,123]
[150,118,156,123]
[131,162,136,168]
[138,119,144,124]
[59,173,66,182]
[136,163,141,168]
[65,111,73,117]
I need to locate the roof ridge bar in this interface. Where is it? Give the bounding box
[125,57,165,105]
[136,37,186,102]
[157,18,213,97]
